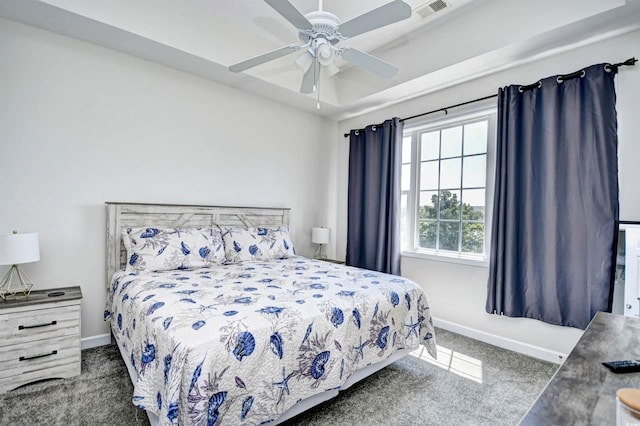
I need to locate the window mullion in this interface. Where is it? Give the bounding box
[409,131,418,251]
[458,126,465,253]
[435,130,442,251]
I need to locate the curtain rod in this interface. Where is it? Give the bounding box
[343,57,637,138]
[342,94,496,138]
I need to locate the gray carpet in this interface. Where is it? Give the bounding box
[0,328,558,426]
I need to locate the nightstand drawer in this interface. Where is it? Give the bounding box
[0,304,80,346]
[0,334,80,393]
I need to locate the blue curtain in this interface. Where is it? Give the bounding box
[346,118,402,275]
[486,63,619,329]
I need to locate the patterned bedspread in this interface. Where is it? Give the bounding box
[105,257,437,426]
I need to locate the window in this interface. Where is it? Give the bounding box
[401,108,496,263]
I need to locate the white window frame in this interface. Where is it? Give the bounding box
[401,103,497,267]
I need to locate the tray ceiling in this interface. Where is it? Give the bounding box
[1,0,639,120]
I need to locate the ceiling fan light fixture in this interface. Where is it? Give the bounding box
[295,51,314,72]
[325,61,340,77]
[317,43,333,66]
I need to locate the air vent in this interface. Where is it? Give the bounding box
[415,0,450,19]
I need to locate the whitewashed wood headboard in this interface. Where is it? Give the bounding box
[105,202,290,288]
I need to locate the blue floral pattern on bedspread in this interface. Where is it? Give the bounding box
[105,257,437,426]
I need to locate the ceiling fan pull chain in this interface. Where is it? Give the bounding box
[313,52,318,93]
[317,70,321,109]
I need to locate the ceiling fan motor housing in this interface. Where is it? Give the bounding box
[299,11,342,44]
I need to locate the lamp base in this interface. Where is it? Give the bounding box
[0,264,34,302]
[313,244,327,260]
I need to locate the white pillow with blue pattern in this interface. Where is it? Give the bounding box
[122,227,225,273]
[221,226,296,263]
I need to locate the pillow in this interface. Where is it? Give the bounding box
[122,227,225,273]
[221,226,296,263]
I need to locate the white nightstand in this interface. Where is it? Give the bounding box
[0,286,82,394]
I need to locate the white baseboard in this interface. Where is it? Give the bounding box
[81,333,111,350]
[433,317,567,365]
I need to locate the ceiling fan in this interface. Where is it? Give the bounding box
[229,0,412,96]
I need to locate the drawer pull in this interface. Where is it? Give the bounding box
[19,320,57,330]
[19,350,58,361]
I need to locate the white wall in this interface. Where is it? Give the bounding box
[0,18,337,342]
[335,30,640,357]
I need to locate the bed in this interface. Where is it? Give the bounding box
[104,202,437,426]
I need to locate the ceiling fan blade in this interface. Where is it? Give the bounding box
[264,0,313,31]
[337,47,398,79]
[338,0,411,39]
[229,44,301,73]
[300,60,320,94]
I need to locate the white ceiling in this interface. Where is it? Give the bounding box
[2,0,640,121]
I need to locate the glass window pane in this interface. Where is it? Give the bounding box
[418,220,437,249]
[420,161,439,190]
[419,191,439,219]
[464,121,488,155]
[400,193,408,250]
[438,189,460,220]
[461,189,485,221]
[401,164,411,191]
[402,136,412,164]
[421,132,439,161]
[462,154,486,188]
[462,222,484,254]
[440,158,461,189]
[439,221,460,251]
[441,126,462,158]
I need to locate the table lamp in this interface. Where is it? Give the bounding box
[0,230,40,301]
[312,227,330,260]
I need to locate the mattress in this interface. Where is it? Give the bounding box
[105,257,437,425]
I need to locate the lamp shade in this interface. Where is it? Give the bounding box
[312,227,330,245]
[0,232,40,265]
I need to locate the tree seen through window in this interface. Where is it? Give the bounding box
[418,189,484,254]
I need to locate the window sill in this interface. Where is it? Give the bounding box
[401,250,489,268]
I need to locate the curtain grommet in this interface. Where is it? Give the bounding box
[518,81,541,93]
[557,70,586,84]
